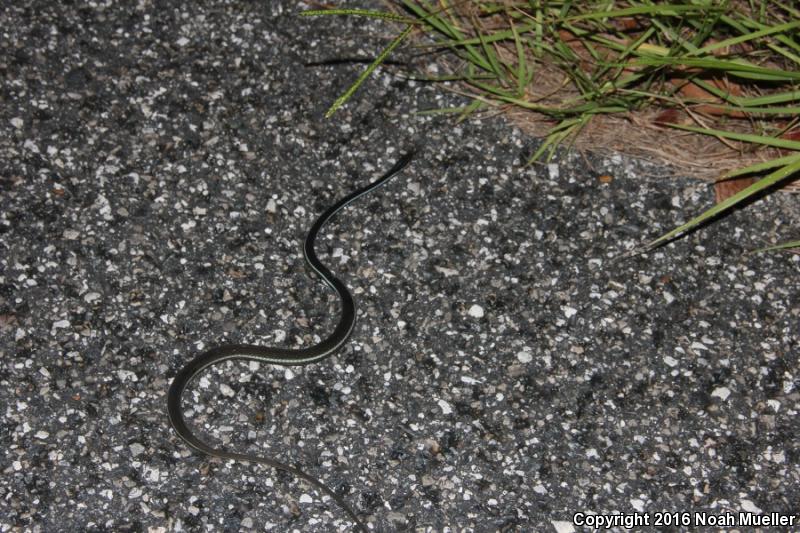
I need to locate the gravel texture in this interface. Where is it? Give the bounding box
[1,1,798,532]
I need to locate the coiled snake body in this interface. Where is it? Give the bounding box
[167,152,415,532]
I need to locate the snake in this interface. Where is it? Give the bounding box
[167,151,415,532]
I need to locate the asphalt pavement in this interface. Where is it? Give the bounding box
[1,1,798,532]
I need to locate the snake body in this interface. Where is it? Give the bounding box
[167,152,415,532]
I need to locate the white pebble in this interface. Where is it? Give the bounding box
[740,498,762,513]
[437,399,453,415]
[467,304,484,318]
[130,443,146,457]
[434,266,459,277]
[711,386,731,401]
[84,292,101,303]
[516,350,533,364]
[552,521,575,533]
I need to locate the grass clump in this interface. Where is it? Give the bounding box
[302,1,799,252]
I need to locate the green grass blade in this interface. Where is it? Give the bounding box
[471,78,519,100]
[689,20,800,57]
[457,98,485,122]
[646,157,800,249]
[510,21,530,97]
[735,91,800,107]
[566,5,722,21]
[402,0,495,73]
[774,0,800,18]
[629,56,800,82]
[527,117,584,163]
[667,123,800,151]
[764,43,800,67]
[324,25,413,118]
[689,79,800,108]
[753,240,800,253]
[738,17,800,55]
[421,23,539,49]
[475,18,505,78]
[720,14,800,65]
[717,153,800,181]
[300,9,415,24]
[692,103,800,116]
[532,4,544,58]
[401,1,453,35]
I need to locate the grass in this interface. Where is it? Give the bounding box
[301,1,799,253]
